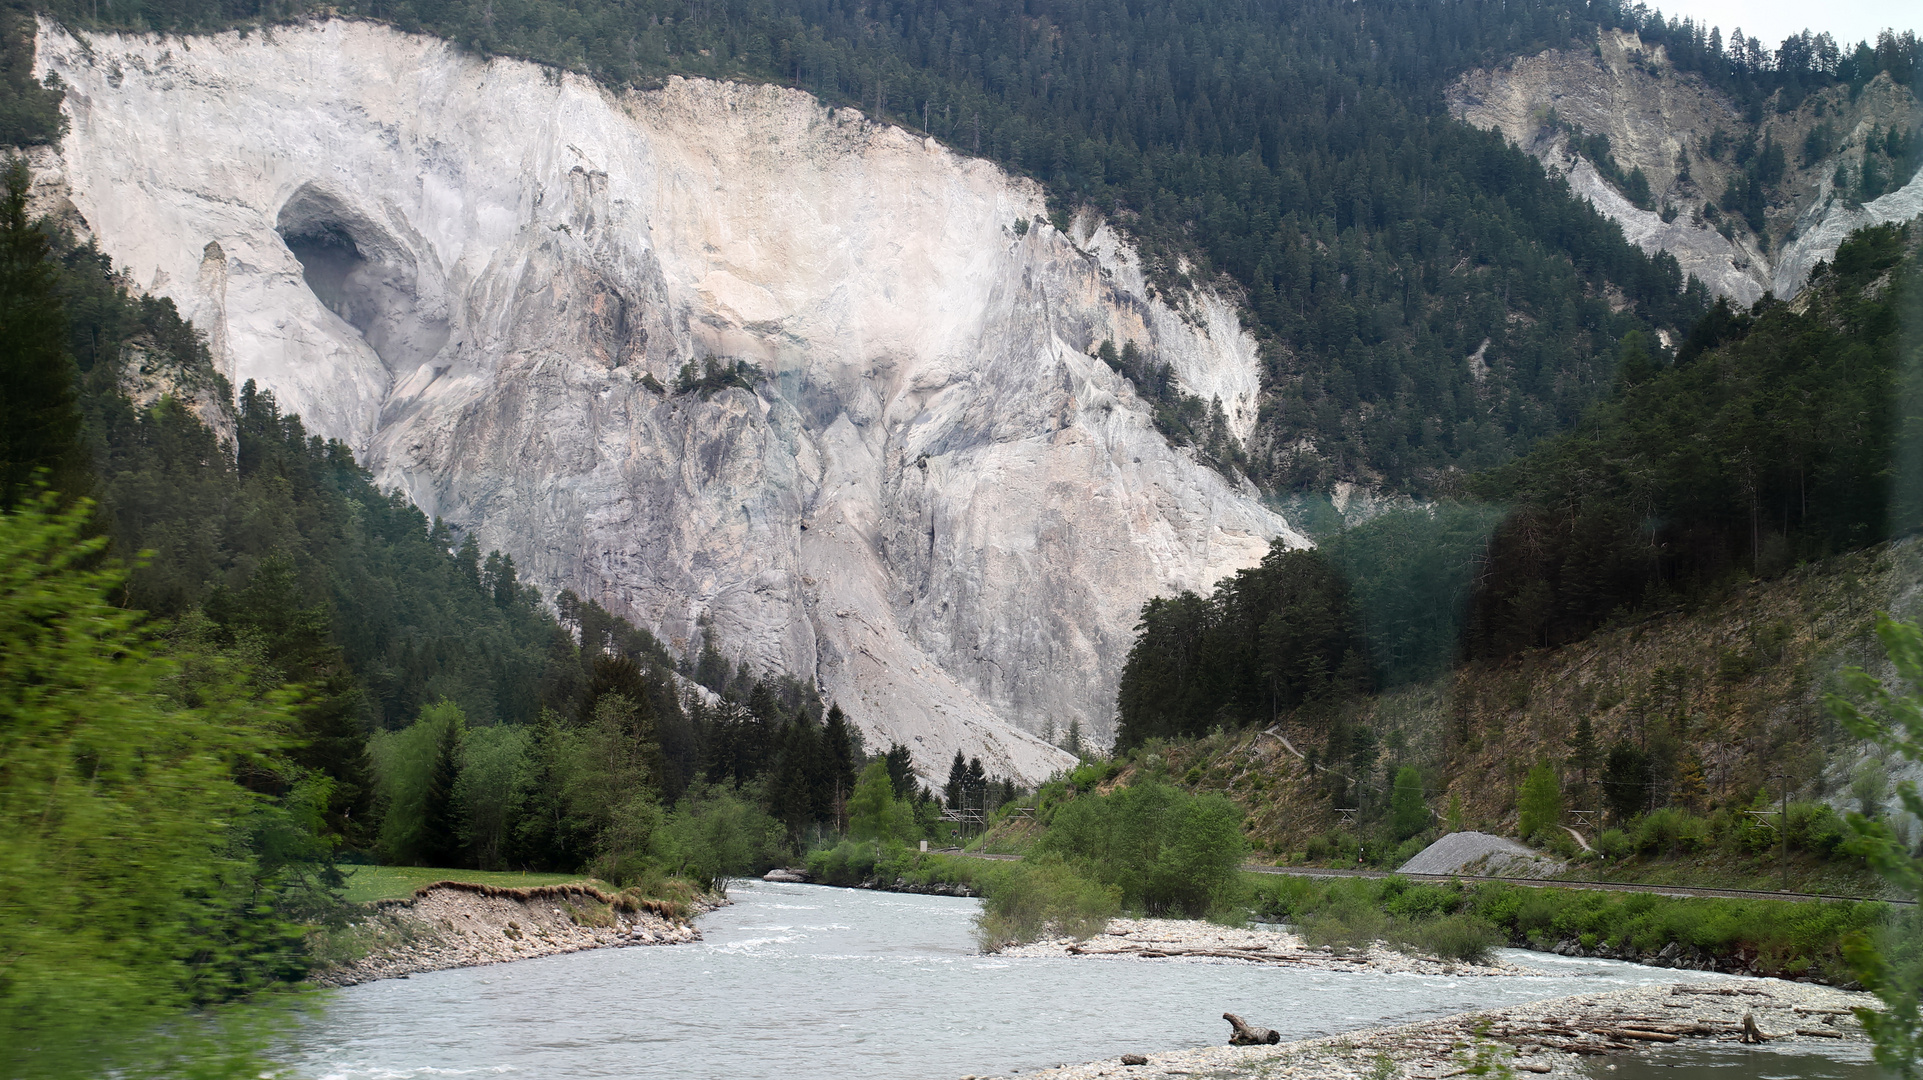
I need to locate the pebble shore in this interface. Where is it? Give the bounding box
[980,920,1877,1080]
[998,918,1537,977]
[310,884,723,987]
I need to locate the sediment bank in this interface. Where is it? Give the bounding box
[984,979,1876,1079]
[998,918,1533,977]
[309,882,723,987]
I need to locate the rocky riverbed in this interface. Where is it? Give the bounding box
[309,882,724,987]
[997,918,1536,977]
[979,979,1876,1080]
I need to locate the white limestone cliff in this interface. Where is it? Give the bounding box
[38,18,1304,782]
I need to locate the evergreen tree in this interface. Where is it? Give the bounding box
[964,756,988,815]
[944,750,967,811]
[0,157,84,507]
[418,713,465,868]
[1601,743,1653,824]
[770,713,822,844]
[1566,715,1601,808]
[883,742,916,799]
[821,705,859,831]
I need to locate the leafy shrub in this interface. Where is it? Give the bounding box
[1037,780,1248,916]
[1407,913,1499,963]
[1595,828,1633,859]
[1634,807,1710,856]
[974,855,1121,950]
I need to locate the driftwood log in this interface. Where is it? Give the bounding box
[1224,1012,1281,1045]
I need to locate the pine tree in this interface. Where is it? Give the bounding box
[822,705,858,832]
[944,750,967,810]
[1566,714,1601,810]
[418,713,465,868]
[0,156,84,507]
[1064,717,1083,757]
[883,742,915,799]
[771,713,822,844]
[964,756,987,814]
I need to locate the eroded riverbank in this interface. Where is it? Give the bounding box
[308,882,723,987]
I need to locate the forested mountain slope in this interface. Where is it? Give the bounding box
[1112,222,1923,861]
[1455,25,1923,304]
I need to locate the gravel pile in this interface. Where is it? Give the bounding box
[1398,831,1567,879]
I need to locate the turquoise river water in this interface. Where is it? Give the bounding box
[287,880,1882,1079]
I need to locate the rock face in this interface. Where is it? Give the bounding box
[38,19,1304,782]
[1452,28,1923,304]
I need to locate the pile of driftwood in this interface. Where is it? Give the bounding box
[1421,987,1853,1059]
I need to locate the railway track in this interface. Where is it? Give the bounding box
[1243,864,1913,905]
[940,850,1909,904]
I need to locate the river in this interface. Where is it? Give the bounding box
[289,880,1882,1079]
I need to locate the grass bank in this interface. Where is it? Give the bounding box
[339,865,594,904]
[1253,873,1892,982]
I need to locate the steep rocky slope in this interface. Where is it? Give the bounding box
[35,19,1304,781]
[1139,538,1923,858]
[1452,28,1923,304]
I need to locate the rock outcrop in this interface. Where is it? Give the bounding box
[38,19,1304,781]
[1452,28,1923,304]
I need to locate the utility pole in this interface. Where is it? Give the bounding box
[1780,771,1791,893]
[1767,770,1791,892]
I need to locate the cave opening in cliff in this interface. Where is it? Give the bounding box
[283,222,364,319]
[275,183,450,375]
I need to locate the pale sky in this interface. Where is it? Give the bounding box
[1649,0,1917,50]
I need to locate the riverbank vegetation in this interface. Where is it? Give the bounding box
[1252,874,1889,978]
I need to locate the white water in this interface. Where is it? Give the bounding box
[289,881,1801,1079]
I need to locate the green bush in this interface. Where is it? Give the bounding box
[1407,913,1500,963]
[652,788,784,890]
[1517,761,1563,842]
[1595,828,1633,859]
[1037,780,1248,916]
[1634,807,1709,856]
[1249,873,1889,981]
[974,855,1122,950]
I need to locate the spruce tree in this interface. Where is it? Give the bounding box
[883,742,915,799]
[418,713,465,868]
[964,756,988,814]
[944,750,967,810]
[1566,714,1601,810]
[0,156,84,507]
[771,713,822,844]
[822,705,859,831]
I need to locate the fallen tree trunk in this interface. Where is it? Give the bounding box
[1224,1012,1281,1045]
